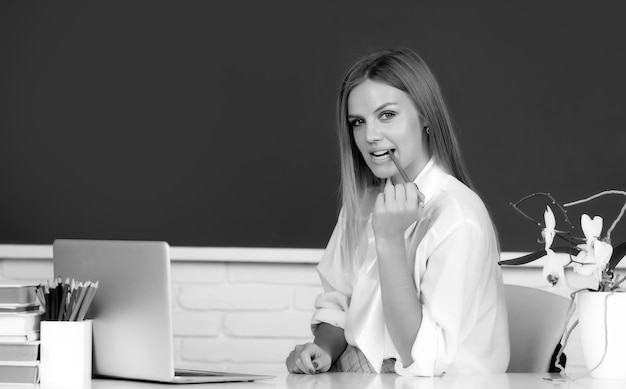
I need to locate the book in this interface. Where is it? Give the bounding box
[0,302,41,313]
[0,331,40,342]
[0,285,38,305]
[0,312,43,334]
[0,361,39,384]
[0,341,39,361]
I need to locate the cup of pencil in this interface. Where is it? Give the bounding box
[38,277,98,386]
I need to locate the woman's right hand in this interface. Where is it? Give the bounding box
[372,179,424,242]
[285,342,332,374]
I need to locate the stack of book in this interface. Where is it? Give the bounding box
[0,285,43,385]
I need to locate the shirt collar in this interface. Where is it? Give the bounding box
[413,158,450,205]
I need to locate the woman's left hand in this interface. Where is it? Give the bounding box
[372,179,424,241]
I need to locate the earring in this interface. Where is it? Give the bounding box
[425,126,431,135]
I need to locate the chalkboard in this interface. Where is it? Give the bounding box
[1,1,625,251]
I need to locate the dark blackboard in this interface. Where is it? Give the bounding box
[1,1,625,251]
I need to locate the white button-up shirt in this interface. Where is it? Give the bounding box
[312,159,510,376]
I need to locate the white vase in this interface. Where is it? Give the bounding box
[578,291,626,379]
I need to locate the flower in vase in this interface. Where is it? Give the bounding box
[541,206,568,286]
[501,190,626,292]
[500,190,626,377]
[573,214,613,282]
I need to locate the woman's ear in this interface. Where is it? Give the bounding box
[418,114,430,135]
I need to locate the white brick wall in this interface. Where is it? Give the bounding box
[0,250,600,375]
[170,261,322,374]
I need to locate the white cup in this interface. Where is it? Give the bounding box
[40,320,92,387]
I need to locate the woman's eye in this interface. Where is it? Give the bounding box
[350,118,364,128]
[380,111,396,120]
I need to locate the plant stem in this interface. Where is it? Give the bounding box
[563,190,626,243]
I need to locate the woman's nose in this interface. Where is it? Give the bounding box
[365,123,383,143]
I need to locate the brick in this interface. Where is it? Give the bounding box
[177,285,292,311]
[171,285,184,312]
[181,337,305,363]
[294,286,323,311]
[173,311,223,337]
[228,263,320,285]
[224,312,312,338]
[171,262,226,284]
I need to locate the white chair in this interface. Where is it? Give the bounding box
[504,284,573,372]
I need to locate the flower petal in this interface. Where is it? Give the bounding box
[594,263,607,283]
[542,206,556,249]
[542,230,556,251]
[542,250,566,287]
[574,262,597,277]
[573,248,603,277]
[594,241,613,265]
[581,214,593,241]
[581,214,603,242]
[544,206,556,230]
[591,216,603,238]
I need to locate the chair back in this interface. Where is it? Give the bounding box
[504,284,572,372]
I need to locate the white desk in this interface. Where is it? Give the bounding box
[17,373,626,389]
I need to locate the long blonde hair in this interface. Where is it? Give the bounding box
[336,48,474,266]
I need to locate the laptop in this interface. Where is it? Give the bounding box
[52,239,273,384]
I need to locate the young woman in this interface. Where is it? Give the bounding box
[286,48,509,376]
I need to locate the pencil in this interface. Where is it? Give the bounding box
[76,281,98,321]
[389,150,411,184]
[64,279,76,321]
[57,278,70,321]
[36,284,46,316]
[69,281,90,321]
[49,279,58,321]
[66,281,81,321]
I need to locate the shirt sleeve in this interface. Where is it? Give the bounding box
[395,219,493,376]
[310,211,352,334]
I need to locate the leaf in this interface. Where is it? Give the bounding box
[498,246,580,266]
[499,250,547,266]
[607,242,626,272]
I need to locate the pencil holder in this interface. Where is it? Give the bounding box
[40,320,93,386]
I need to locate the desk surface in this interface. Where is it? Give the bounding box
[15,373,625,389]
